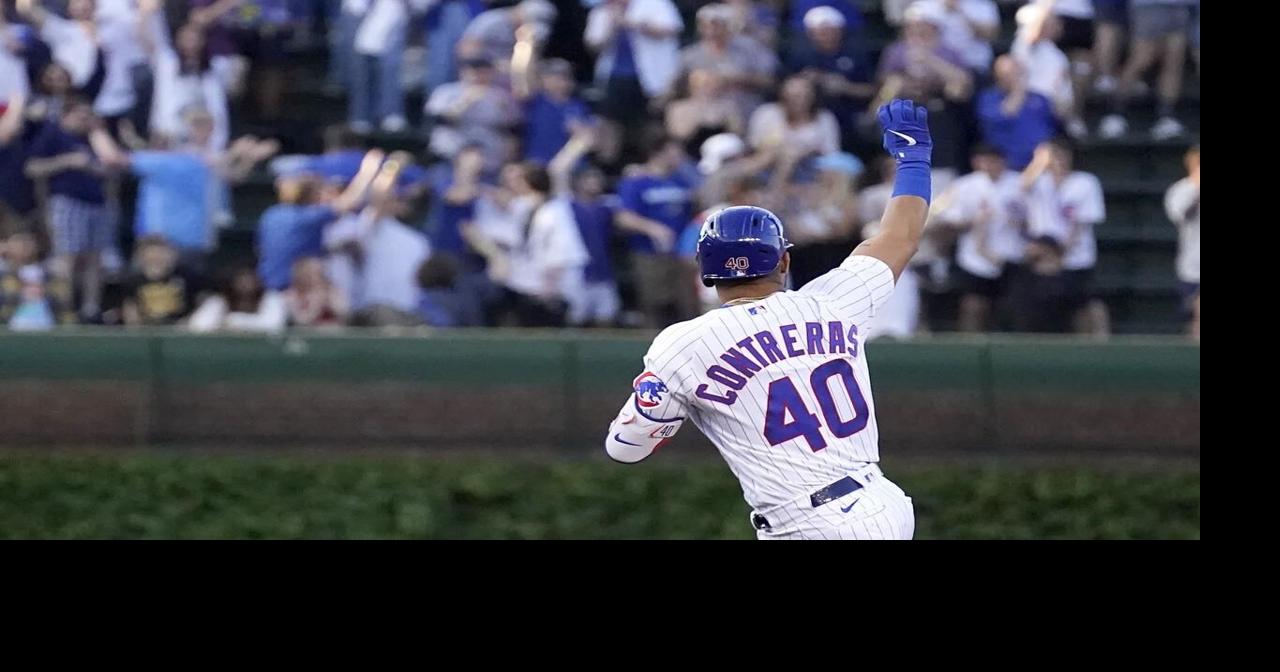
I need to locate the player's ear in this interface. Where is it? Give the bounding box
[779,251,791,278]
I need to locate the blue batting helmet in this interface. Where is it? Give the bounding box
[696,206,792,287]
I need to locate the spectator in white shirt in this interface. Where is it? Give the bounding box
[91,0,148,125]
[138,0,229,151]
[1012,2,1081,137]
[16,0,99,89]
[1164,145,1199,341]
[1020,138,1108,335]
[584,0,682,164]
[325,158,432,323]
[911,0,1000,73]
[931,143,1028,332]
[493,163,589,327]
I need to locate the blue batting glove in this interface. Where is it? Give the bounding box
[878,98,933,166]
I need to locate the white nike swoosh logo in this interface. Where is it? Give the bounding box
[888,130,918,146]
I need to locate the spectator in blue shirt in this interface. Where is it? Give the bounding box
[976,55,1058,170]
[566,164,622,327]
[615,136,697,327]
[24,96,110,319]
[787,7,876,143]
[513,53,594,167]
[255,149,386,291]
[426,144,485,265]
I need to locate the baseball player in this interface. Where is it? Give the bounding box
[605,99,933,540]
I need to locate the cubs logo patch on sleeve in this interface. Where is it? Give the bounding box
[633,372,668,409]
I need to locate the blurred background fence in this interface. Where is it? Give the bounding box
[0,331,1199,456]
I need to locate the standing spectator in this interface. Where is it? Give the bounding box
[1098,0,1195,140]
[1021,139,1108,335]
[677,3,777,115]
[787,6,876,145]
[615,136,693,328]
[138,0,230,150]
[512,45,594,167]
[494,163,589,327]
[15,0,100,91]
[426,143,485,265]
[121,234,203,325]
[457,0,556,66]
[1012,2,1079,137]
[584,0,682,164]
[1164,145,1199,341]
[255,148,384,291]
[931,144,1027,332]
[425,54,519,169]
[89,109,280,272]
[343,0,408,132]
[911,0,1000,73]
[564,164,622,328]
[783,151,863,288]
[325,158,432,322]
[976,55,1057,170]
[747,75,840,159]
[1042,0,1103,138]
[545,127,622,327]
[283,256,350,328]
[664,69,745,159]
[188,265,287,332]
[24,96,111,319]
[35,0,149,132]
[873,3,972,172]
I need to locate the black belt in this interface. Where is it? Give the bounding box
[752,476,865,531]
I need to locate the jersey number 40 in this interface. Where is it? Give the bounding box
[763,359,868,452]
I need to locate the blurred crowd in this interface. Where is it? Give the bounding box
[1,0,1200,338]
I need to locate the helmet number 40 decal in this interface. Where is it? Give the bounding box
[725,257,751,271]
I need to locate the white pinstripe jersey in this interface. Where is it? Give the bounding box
[636,255,897,510]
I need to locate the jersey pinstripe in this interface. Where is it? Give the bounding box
[638,255,897,510]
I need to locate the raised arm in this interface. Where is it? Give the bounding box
[851,99,932,280]
[511,25,540,101]
[329,148,386,213]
